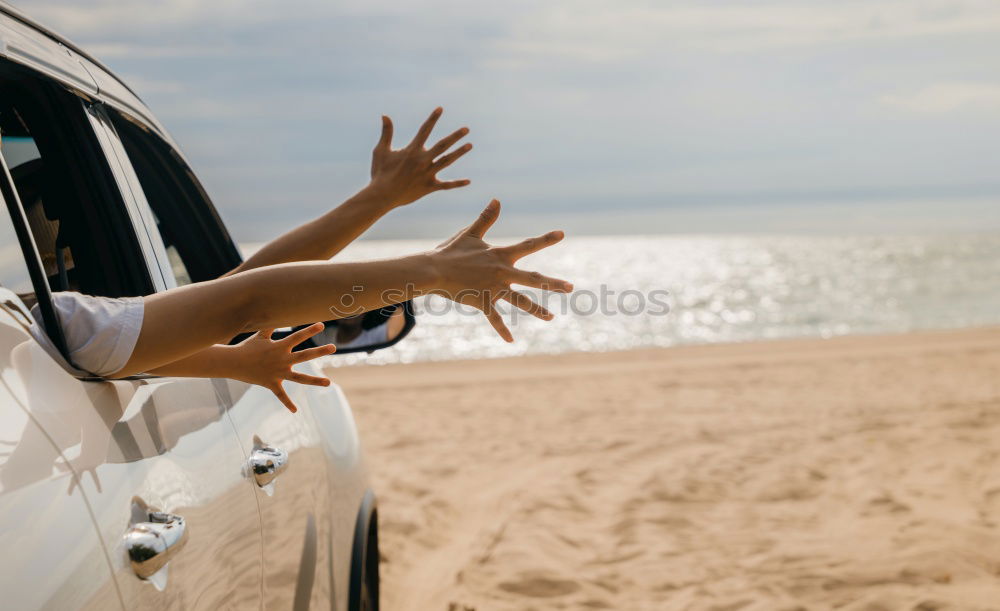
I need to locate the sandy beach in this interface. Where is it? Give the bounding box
[333,327,1000,610]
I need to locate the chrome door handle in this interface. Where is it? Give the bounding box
[124,497,188,590]
[248,442,288,495]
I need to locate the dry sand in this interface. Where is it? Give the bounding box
[333,327,1000,610]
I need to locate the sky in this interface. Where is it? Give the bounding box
[19,0,1000,240]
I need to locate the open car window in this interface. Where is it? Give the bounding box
[0,181,37,303]
[0,63,153,299]
[0,131,66,355]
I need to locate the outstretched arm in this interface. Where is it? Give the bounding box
[147,323,336,412]
[114,200,571,378]
[227,107,472,275]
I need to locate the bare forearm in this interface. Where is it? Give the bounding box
[229,253,440,328]
[117,253,438,377]
[146,345,244,379]
[227,187,394,276]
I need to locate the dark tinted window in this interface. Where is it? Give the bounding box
[110,111,242,285]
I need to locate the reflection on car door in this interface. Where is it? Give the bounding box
[0,289,121,610]
[1,300,266,609]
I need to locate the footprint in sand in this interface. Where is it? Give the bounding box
[497,573,581,597]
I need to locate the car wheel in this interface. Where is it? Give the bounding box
[359,513,379,611]
[349,491,379,611]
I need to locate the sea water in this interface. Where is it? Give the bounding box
[245,233,1000,365]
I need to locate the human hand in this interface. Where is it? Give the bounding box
[230,323,337,413]
[430,199,573,342]
[368,107,472,208]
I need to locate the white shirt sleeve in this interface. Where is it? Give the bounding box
[29,291,145,377]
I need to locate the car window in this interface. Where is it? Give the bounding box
[0,189,35,303]
[0,114,80,294]
[0,63,154,299]
[0,148,69,353]
[109,110,243,286]
[152,209,193,285]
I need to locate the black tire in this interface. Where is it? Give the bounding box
[349,491,379,611]
[360,512,379,611]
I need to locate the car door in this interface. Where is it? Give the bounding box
[0,181,120,609]
[0,69,265,610]
[99,102,341,609]
[0,298,265,610]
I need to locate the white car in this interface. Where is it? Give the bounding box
[0,3,402,609]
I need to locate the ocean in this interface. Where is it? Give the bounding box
[244,233,1000,366]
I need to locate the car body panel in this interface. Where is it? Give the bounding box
[0,10,97,97]
[224,376,337,608]
[74,377,266,610]
[222,364,372,611]
[307,382,370,611]
[0,284,266,609]
[0,289,122,611]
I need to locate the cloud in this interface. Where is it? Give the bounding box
[33,1,1000,59]
[491,1,1000,60]
[881,82,1000,113]
[27,0,291,33]
[15,0,1000,239]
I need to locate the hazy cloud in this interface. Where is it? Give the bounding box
[881,82,1000,113]
[16,0,1000,239]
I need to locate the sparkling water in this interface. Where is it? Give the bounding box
[244,233,1000,365]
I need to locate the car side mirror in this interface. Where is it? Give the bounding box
[283,301,416,355]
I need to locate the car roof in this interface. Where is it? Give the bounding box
[0,1,175,147]
[0,1,140,100]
